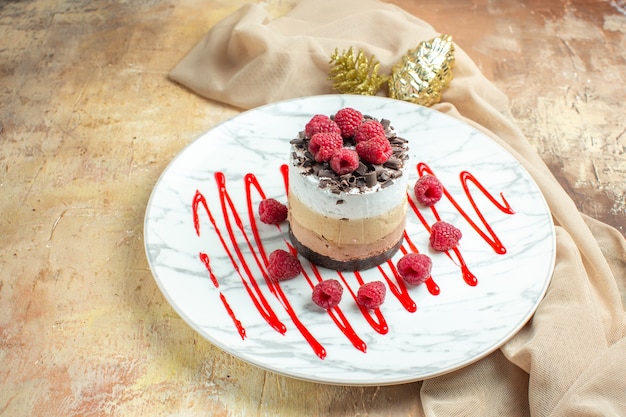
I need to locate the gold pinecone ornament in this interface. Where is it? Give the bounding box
[328,46,389,96]
[328,35,455,107]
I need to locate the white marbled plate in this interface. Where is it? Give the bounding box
[144,95,555,386]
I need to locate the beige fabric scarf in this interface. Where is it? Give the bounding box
[170,0,626,415]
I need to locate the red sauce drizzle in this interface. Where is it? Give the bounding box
[280,163,290,196]
[199,252,219,288]
[341,271,389,335]
[379,261,417,312]
[244,172,327,359]
[198,251,246,340]
[304,263,367,353]
[408,177,478,286]
[189,160,514,358]
[425,276,441,295]
[192,188,287,335]
[417,163,513,254]
[220,292,247,340]
[451,247,478,286]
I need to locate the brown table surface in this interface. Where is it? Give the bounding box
[1,0,624,415]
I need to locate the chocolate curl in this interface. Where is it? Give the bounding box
[388,34,455,106]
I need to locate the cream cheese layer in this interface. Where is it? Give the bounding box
[288,157,409,220]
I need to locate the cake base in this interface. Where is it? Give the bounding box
[289,227,403,272]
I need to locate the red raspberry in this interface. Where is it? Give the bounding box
[308,132,343,162]
[414,175,444,206]
[305,114,341,138]
[258,198,288,225]
[334,107,363,138]
[356,281,386,309]
[354,119,385,144]
[429,221,462,251]
[396,253,432,285]
[267,249,301,281]
[311,279,343,309]
[330,148,359,175]
[356,135,392,165]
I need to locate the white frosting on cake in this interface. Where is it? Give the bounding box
[289,158,409,219]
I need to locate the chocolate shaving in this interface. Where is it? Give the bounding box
[318,168,336,178]
[355,162,368,175]
[384,157,402,170]
[363,171,378,187]
[389,136,408,145]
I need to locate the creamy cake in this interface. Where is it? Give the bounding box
[288,112,409,271]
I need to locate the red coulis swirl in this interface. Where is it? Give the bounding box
[190,162,514,358]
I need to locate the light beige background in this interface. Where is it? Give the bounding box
[1,0,624,415]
